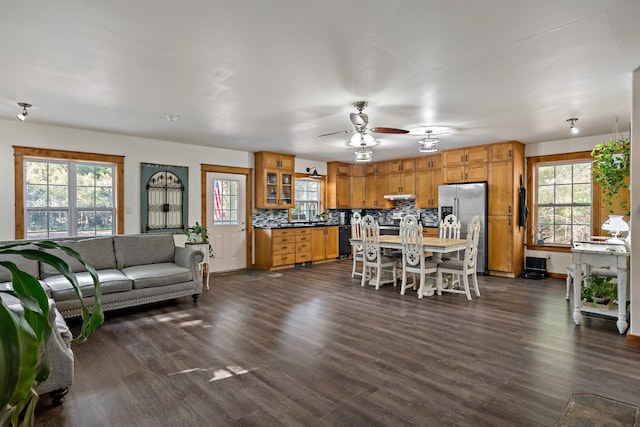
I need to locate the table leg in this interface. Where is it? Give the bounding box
[572,262,583,326]
[616,265,628,334]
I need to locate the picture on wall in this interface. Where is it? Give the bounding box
[140,163,188,233]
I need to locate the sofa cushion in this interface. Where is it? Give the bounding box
[44,269,132,301]
[113,234,175,269]
[0,244,41,282]
[40,237,117,279]
[121,263,192,289]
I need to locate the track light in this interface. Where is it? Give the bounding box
[306,167,321,179]
[567,118,579,134]
[17,102,32,121]
[418,130,439,153]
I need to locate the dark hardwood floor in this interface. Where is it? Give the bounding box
[35,261,640,426]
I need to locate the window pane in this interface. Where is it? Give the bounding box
[538,185,554,204]
[573,183,590,204]
[49,211,69,236]
[555,185,572,204]
[49,185,68,207]
[77,165,95,186]
[48,163,68,185]
[77,187,95,208]
[96,187,113,207]
[537,166,555,185]
[26,211,47,239]
[26,184,48,207]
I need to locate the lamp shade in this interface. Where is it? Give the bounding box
[601,214,629,244]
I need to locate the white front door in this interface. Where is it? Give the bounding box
[205,172,247,272]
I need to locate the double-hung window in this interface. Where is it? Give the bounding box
[292,179,320,221]
[527,152,595,247]
[14,147,124,239]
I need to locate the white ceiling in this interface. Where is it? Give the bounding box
[1,1,639,163]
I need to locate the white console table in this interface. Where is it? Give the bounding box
[186,242,210,290]
[571,240,629,334]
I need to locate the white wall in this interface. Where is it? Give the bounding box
[524,133,618,275]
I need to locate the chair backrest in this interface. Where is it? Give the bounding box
[361,215,381,262]
[463,215,481,270]
[439,214,461,239]
[400,214,418,229]
[401,222,424,268]
[351,212,363,251]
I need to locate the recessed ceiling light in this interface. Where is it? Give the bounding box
[165,114,180,122]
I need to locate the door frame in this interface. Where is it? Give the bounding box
[201,164,253,269]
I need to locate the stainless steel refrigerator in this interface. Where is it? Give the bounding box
[438,182,488,274]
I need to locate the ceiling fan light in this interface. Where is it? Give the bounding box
[418,131,439,153]
[349,132,376,147]
[355,147,372,162]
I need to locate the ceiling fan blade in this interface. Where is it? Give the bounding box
[350,112,368,127]
[318,129,353,137]
[370,127,410,134]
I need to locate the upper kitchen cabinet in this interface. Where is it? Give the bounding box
[415,154,443,208]
[364,161,390,208]
[327,162,351,209]
[350,164,366,209]
[255,151,295,208]
[443,146,488,183]
[387,158,415,194]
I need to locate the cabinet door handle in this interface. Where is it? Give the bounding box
[508,205,511,213]
[509,149,512,158]
[465,154,468,162]
[460,155,464,163]
[508,218,512,226]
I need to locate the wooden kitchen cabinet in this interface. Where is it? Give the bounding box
[442,146,488,183]
[415,154,442,208]
[255,151,295,208]
[487,141,525,277]
[350,164,366,209]
[387,158,415,194]
[327,162,351,209]
[255,227,312,270]
[311,226,339,261]
[364,162,389,208]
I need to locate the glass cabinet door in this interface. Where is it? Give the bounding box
[281,173,292,206]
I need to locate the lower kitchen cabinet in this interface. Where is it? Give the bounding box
[311,226,339,261]
[254,227,312,270]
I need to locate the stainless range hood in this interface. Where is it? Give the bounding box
[383,194,416,201]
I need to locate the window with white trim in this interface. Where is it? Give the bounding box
[24,159,115,239]
[533,159,592,245]
[292,179,320,221]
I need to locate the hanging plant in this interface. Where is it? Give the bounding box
[591,136,630,215]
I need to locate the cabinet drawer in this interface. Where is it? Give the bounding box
[296,233,311,242]
[273,229,295,238]
[272,254,295,267]
[273,235,294,245]
[296,251,312,263]
[296,228,312,236]
[296,242,311,252]
[273,243,295,254]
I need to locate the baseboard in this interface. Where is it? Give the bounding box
[626,333,640,347]
[547,272,565,279]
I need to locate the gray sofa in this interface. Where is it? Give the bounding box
[37,233,204,318]
[0,233,204,405]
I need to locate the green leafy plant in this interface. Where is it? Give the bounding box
[0,241,103,427]
[591,137,630,215]
[185,222,208,243]
[581,274,617,304]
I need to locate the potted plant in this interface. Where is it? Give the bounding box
[1,241,103,427]
[581,274,617,309]
[185,221,208,244]
[591,136,630,215]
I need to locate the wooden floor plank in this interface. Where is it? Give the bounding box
[35,261,640,426]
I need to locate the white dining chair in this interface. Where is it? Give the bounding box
[351,212,364,278]
[439,213,462,287]
[436,215,481,300]
[361,215,397,289]
[401,221,438,297]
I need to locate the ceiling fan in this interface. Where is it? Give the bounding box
[318,101,410,143]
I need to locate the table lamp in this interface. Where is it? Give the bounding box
[601,215,629,245]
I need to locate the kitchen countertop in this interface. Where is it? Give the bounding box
[254,223,338,229]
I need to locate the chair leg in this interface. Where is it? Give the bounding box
[472,272,480,297]
[360,264,368,287]
[352,257,356,278]
[400,268,408,295]
[462,274,472,301]
[565,274,571,300]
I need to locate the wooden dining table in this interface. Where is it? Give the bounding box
[350,235,467,294]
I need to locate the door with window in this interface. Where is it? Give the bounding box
[206,172,247,272]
